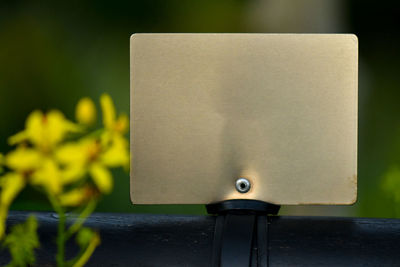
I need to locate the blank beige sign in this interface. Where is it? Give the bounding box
[130,34,358,205]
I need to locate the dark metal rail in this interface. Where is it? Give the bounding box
[1,212,399,266]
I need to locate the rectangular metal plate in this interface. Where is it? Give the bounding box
[130,34,358,205]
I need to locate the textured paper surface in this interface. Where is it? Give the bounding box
[130,34,358,205]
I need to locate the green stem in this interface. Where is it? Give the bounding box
[65,200,97,240]
[48,194,66,267]
[57,211,66,267]
[72,234,100,267]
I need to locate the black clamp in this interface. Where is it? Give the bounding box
[206,200,280,267]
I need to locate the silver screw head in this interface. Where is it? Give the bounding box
[235,178,251,193]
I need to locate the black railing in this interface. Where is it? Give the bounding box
[1,211,400,266]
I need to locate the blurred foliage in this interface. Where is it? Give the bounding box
[0,94,129,265]
[2,216,39,267]
[382,167,400,208]
[0,0,400,218]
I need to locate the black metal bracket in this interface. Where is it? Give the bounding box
[206,200,280,267]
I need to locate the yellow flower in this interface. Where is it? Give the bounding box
[76,97,96,125]
[100,94,128,134]
[60,164,86,185]
[99,93,130,169]
[89,163,112,194]
[5,147,42,172]
[56,138,114,194]
[100,135,129,168]
[0,173,25,239]
[9,110,81,151]
[31,159,63,195]
[5,147,67,196]
[59,187,90,206]
[56,138,97,166]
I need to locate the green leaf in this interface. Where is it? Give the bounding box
[2,215,40,267]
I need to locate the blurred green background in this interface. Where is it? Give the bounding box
[1,0,400,217]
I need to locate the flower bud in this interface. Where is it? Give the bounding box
[76,97,96,125]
